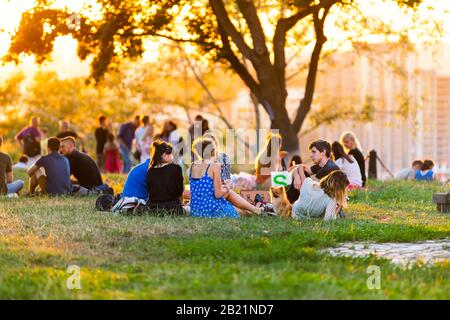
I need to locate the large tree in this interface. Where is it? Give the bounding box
[4,0,435,152]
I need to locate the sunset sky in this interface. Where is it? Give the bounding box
[0,0,449,81]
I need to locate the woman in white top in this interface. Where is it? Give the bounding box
[135,116,154,163]
[292,170,350,221]
[331,141,362,189]
[139,122,154,163]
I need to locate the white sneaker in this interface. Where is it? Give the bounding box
[6,193,19,198]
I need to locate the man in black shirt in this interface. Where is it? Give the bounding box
[286,139,340,203]
[59,137,103,191]
[95,115,109,170]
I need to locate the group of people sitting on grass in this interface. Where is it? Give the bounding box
[0,135,112,197]
[104,131,357,221]
[0,124,439,221]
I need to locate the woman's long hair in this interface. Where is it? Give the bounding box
[320,170,350,208]
[339,131,362,153]
[150,140,173,168]
[255,132,282,176]
[332,141,354,163]
[192,137,216,160]
[159,121,176,140]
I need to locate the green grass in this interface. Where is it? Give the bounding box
[0,175,449,299]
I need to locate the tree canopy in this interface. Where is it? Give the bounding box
[4,0,444,152]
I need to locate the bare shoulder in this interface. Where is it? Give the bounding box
[208,163,221,176]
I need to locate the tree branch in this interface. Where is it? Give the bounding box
[299,108,355,137]
[216,23,273,116]
[236,0,270,60]
[149,32,217,47]
[209,0,256,63]
[273,4,321,94]
[292,1,336,133]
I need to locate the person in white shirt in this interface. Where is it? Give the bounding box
[292,170,350,221]
[331,141,362,189]
[395,160,423,180]
[12,155,29,170]
[135,115,154,163]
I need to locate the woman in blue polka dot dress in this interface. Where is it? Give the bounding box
[189,138,265,218]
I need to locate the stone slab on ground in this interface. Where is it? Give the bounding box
[323,240,450,267]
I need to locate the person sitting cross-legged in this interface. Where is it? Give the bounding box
[146,140,185,215]
[59,136,109,195]
[27,137,72,196]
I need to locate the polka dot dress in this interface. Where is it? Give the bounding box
[190,164,239,218]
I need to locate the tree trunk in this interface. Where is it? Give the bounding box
[263,85,300,155]
[272,112,300,156]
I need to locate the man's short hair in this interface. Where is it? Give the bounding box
[412,160,423,168]
[98,115,106,123]
[19,155,28,163]
[47,137,61,152]
[309,139,331,158]
[60,136,76,145]
[141,115,149,125]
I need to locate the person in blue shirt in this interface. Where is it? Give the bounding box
[415,159,435,181]
[117,116,140,174]
[27,137,72,196]
[121,158,150,200]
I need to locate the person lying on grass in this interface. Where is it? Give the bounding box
[189,137,269,218]
[292,170,349,221]
[27,137,72,196]
[145,140,184,215]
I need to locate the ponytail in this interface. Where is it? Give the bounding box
[150,140,173,168]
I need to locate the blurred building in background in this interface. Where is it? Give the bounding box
[305,43,450,179]
[232,43,450,180]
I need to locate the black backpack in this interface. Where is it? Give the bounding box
[23,133,41,157]
[95,194,116,212]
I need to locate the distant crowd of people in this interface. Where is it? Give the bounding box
[0,114,440,221]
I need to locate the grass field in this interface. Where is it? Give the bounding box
[0,171,449,299]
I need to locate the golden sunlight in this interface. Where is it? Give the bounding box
[0,0,449,78]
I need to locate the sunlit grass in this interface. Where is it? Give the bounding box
[0,177,449,299]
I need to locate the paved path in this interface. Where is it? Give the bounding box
[324,240,450,267]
